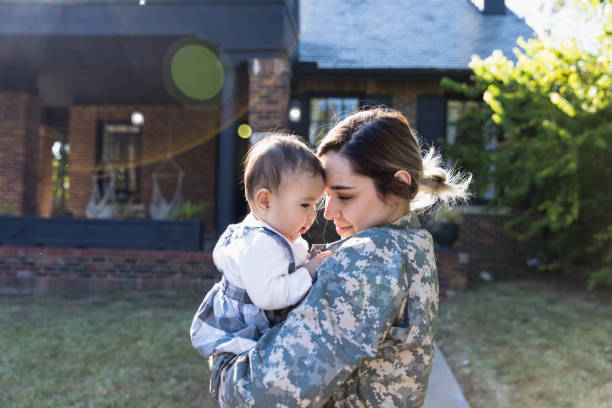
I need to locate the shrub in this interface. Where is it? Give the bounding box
[442,3,612,288]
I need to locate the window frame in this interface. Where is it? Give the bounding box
[95,121,142,203]
[307,93,362,146]
[291,92,394,147]
[443,94,497,204]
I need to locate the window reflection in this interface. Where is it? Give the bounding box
[98,124,141,203]
[446,100,495,200]
[309,97,359,146]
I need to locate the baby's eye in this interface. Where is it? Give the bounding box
[301,203,312,208]
[339,196,353,201]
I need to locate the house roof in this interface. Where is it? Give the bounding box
[0,1,298,62]
[0,0,299,104]
[298,0,534,71]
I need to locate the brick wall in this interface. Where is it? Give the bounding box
[0,244,469,295]
[436,250,469,295]
[455,211,526,280]
[248,58,291,132]
[296,78,444,125]
[0,246,218,294]
[0,92,40,216]
[68,105,219,237]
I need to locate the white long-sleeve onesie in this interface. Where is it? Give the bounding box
[213,213,313,309]
[190,213,313,356]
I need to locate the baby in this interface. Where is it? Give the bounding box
[190,134,331,363]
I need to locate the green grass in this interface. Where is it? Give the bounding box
[2,281,610,408]
[0,292,216,408]
[437,280,612,408]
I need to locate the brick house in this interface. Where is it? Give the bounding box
[0,0,532,293]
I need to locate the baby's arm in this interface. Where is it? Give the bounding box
[238,234,329,310]
[303,251,333,281]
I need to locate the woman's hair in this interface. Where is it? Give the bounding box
[244,133,324,202]
[316,108,471,210]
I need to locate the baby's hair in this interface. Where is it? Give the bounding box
[317,107,471,211]
[243,133,324,202]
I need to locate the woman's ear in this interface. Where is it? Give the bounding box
[254,188,271,212]
[394,170,412,187]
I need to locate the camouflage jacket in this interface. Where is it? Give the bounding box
[217,212,439,408]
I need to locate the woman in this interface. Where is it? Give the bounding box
[214,108,471,407]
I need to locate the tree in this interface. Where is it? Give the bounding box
[442,1,612,288]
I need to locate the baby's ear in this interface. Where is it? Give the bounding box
[254,188,271,211]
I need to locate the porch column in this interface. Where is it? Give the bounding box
[248,58,291,132]
[0,91,40,216]
[215,58,290,234]
[216,65,241,234]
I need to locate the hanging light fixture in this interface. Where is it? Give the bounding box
[288,100,301,123]
[131,110,145,126]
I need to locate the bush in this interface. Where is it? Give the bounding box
[442,3,612,288]
[175,201,206,220]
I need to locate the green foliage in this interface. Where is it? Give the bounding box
[51,131,70,215]
[175,200,206,220]
[443,3,612,288]
[0,203,16,215]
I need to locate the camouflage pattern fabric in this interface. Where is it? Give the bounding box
[214,212,439,408]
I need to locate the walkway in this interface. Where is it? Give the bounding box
[424,344,470,408]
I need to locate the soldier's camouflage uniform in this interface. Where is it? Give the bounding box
[213,212,439,408]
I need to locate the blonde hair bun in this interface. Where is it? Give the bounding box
[413,148,472,210]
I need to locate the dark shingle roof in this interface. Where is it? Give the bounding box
[298,0,534,70]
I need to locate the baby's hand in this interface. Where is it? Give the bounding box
[308,243,327,259]
[304,251,333,280]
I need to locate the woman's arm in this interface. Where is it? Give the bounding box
[219,231,409,408]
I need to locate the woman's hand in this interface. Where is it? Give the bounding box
[304,250,333,280]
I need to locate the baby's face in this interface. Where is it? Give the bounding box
[263,171,325,242]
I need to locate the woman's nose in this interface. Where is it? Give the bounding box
[323,196,338,220]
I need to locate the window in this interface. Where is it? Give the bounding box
[308,97,359,146]
[42,108,71,216]
[51,130,70,213]
[446,100,482,145]
[446,99,496,200]
[97,123,141,203]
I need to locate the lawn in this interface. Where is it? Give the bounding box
[1,280,610,408]
[0,292,215,408]
[437,279,612,408]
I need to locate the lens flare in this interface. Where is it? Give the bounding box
[237,124,252,139]
[170,44,224,101]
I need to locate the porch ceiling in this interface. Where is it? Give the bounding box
[0,0,298,105]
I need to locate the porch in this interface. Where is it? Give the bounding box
[0,0,298,236]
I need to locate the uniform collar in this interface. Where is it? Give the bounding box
[387,212,420,230]
[325,212,420,251]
